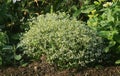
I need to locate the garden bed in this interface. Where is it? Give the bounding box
[1,1,120,76]
[0,60,120,76]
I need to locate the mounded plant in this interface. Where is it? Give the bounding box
[18,12,104,69]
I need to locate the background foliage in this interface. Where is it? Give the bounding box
[0,32,7,65]
[83,0,120,64]
[0,0,120,68]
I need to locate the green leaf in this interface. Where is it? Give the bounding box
[99,31,111,40]
[104,47,110,53]
[73,9,81,17]
[21,63,28,67]
[2,45,13,50]
[14,55,22,61]
[71,5,78,11]
[0,57,2,65]
[107,9,114,22]
[99,30,118,40]
[109,41,116,48]
[115,60,120,64]
[116,45,120,53]
[81,5,95,13]
[114,34,120,44]
[0,25,5,29]
[94,1,100,5]
[104,41,116,53]
[11,33,21,40]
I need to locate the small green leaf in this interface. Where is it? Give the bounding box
[0,57,2,65]
[11,33,21,40]
[104,41,116,53]
[116,46,120,53]
[114,34,120,44]
[94,1,100,5]
[21,63,28,67]
[109,41,116,48]
[14,55,22,61]
[2,45,13,50]
[99,30,118,40]
[107,9,114,22]
[81,5,95,13]
[104,47,109,53]
[115,60,120,64]
[73,9,81,17]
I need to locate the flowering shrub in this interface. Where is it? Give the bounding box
[18,12,104,69]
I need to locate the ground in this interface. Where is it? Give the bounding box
[0,56,120,76]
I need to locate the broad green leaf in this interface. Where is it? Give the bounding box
[94,1,100,5]
[109,41,116,47]
[116,45,120,53]
[0,57,2,65]
[104,47,110,53]
[11,33,21,40]
[14,55,22,61]
[71,5,78,11]
[107,9,114,22]
[105,41,116,53]
[113,6,120,14]
[114,34,120,44]
[98,0,106,3]
[81,5,95,13]
[2,45,13,50]
[21,63,28,67]
[73,9,81,17]
[0,25,5,29]
[115,60,120,64]
[99,30,118,40]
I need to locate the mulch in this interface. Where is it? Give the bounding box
[0,60,120,76]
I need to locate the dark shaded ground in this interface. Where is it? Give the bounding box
[0,55,120,76]
[0,61,120,76]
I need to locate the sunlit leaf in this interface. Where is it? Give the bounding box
[115,60,120,64]
[0,57,2,65]
[14,55,22,61]
[2,45,13,50]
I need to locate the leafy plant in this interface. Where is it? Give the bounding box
[0,32,22,66]
[0,32,7,65]
[2,45,22,66]
[18,12,104,69]
[85,0,120,64]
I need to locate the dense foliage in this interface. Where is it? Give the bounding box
[82,0,120,64]
[0,31,22,66]
[0,0,120,69]
[0,32,7,65]
[18,13,104,69]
